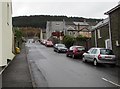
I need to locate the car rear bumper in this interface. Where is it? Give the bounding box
[97,59,116,64]
[74,53,83,58]
[46,45,53,47]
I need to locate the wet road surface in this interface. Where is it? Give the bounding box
[26,39,120,87]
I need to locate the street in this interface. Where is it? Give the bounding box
[26,39,120,87]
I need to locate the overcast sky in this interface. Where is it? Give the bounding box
[12,0,120,19]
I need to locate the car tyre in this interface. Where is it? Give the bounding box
[93,59,98,66]
[82,57,87,62]
[72,54,76,59]
[110,64,116,67]
[57,50,59,53]
[66,54,69,57]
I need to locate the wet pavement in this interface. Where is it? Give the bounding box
[26,39,120,87]
[2,43,33,88]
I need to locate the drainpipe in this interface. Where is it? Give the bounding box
[95,30,97,47]
[108,16,112,50]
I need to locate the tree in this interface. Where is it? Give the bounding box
[75,35,88,41]
[14,29,23,41]
[14,28,23,48]
[62,35,75,48]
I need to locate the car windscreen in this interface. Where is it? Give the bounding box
[100,49,114,55]
[57,44,65,47]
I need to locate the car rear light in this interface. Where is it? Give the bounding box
[98,54,102,60]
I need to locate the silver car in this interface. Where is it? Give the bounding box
[54,44,68,53]
[82,48,116,66]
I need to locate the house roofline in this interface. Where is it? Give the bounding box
[104,4,120,15]
[92,22,109,31]
[91,18,109,31]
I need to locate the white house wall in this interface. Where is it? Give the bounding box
[0,2,14,66]
[0,3,2,66]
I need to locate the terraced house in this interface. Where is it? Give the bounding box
[91,18,110,49]
[0,1,14,66]
[105,3,120,66]
[91,3,120,66]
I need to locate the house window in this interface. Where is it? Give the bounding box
[97,29,101,38]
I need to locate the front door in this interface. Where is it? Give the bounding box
[105,39,111,49]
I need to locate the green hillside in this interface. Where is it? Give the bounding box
[12,15,102,29]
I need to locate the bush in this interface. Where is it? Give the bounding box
[13,28,23,48]
[62,35,75,48]
[14,29,23,41]
[76,35,88,41]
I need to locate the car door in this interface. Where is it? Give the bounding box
[89,49,98,62]
[84,48,93,61]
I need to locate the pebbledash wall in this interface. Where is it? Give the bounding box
[0,2,14,66]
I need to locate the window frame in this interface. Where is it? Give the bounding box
[97,29,102,39]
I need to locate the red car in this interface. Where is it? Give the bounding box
[66,46,86,59]
[45,41,53,47]
[41,39,47,45]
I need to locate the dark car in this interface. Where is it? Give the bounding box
[54,44,68,53]
[66,46,86,59]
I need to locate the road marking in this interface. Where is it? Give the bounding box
[102,77,120,87]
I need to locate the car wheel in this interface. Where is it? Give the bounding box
[82,57,87,62]
[93,59,97,66]
[66,54,69,57]
[57,50,59,53]
[72,54,76,59]
[110,64,116,67]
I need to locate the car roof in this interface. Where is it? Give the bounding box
[71,46,84,48]
[56,43,65,45]
[90,47,112,50]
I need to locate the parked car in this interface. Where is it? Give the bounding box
[41,39,47,45]
[54,44,68,53]
[66,46,86,59]
[82,48,116,66]
[45,41,53,47]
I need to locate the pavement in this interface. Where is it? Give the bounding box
[2,43,33,88]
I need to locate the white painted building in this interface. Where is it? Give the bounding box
[0,1,14,66]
